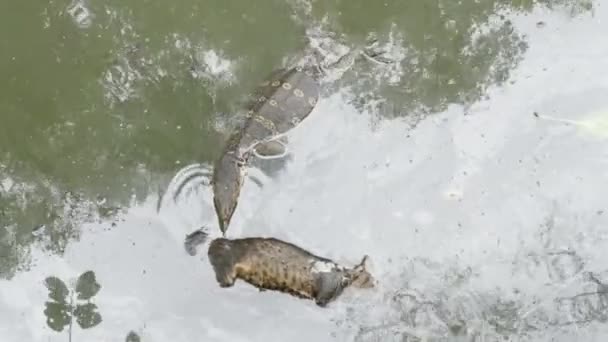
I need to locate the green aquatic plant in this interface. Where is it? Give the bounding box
[43,270,102,341]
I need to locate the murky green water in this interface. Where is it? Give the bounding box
[0,0,592,280]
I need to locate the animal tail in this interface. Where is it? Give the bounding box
[184,227,211,256]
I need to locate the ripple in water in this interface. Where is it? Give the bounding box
[157,162,213,212]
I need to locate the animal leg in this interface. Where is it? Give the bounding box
[323,37,396,73]
[360,38,397,65]
[241,131,288,159]
[252,139,289,160]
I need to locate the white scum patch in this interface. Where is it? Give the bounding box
[310,260,338,274]
[202,50,232,77]
[100,26,237,105]
[0,176,38,207]
[1,177,15,193]
[66,0,94,29]
[102,63,140,104]
[190,47,237,84]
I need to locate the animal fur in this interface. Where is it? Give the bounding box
[206,237,374,307]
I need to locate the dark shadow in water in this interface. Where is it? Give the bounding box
[126,331,141,342]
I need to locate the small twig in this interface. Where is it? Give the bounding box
[534,113,586,127]
[541,117,583,126]
[68,290,74,342]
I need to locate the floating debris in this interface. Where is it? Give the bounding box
[534,109,608,139]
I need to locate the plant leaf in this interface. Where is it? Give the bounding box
[74,303,102,329]
[125,331,141,342]
[44,276,69,304]
[43,302,71,332]
[75,270,101,300]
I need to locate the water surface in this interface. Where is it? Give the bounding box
[1,1,606,341]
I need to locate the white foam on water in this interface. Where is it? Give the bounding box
[188,41,237,85]
[201,50,233,78]
[99,22,238,106]
[66,0,94,29]
[1,176,15,193]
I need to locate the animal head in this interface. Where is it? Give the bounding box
[349,255,375,289]
[212,152,246,235]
